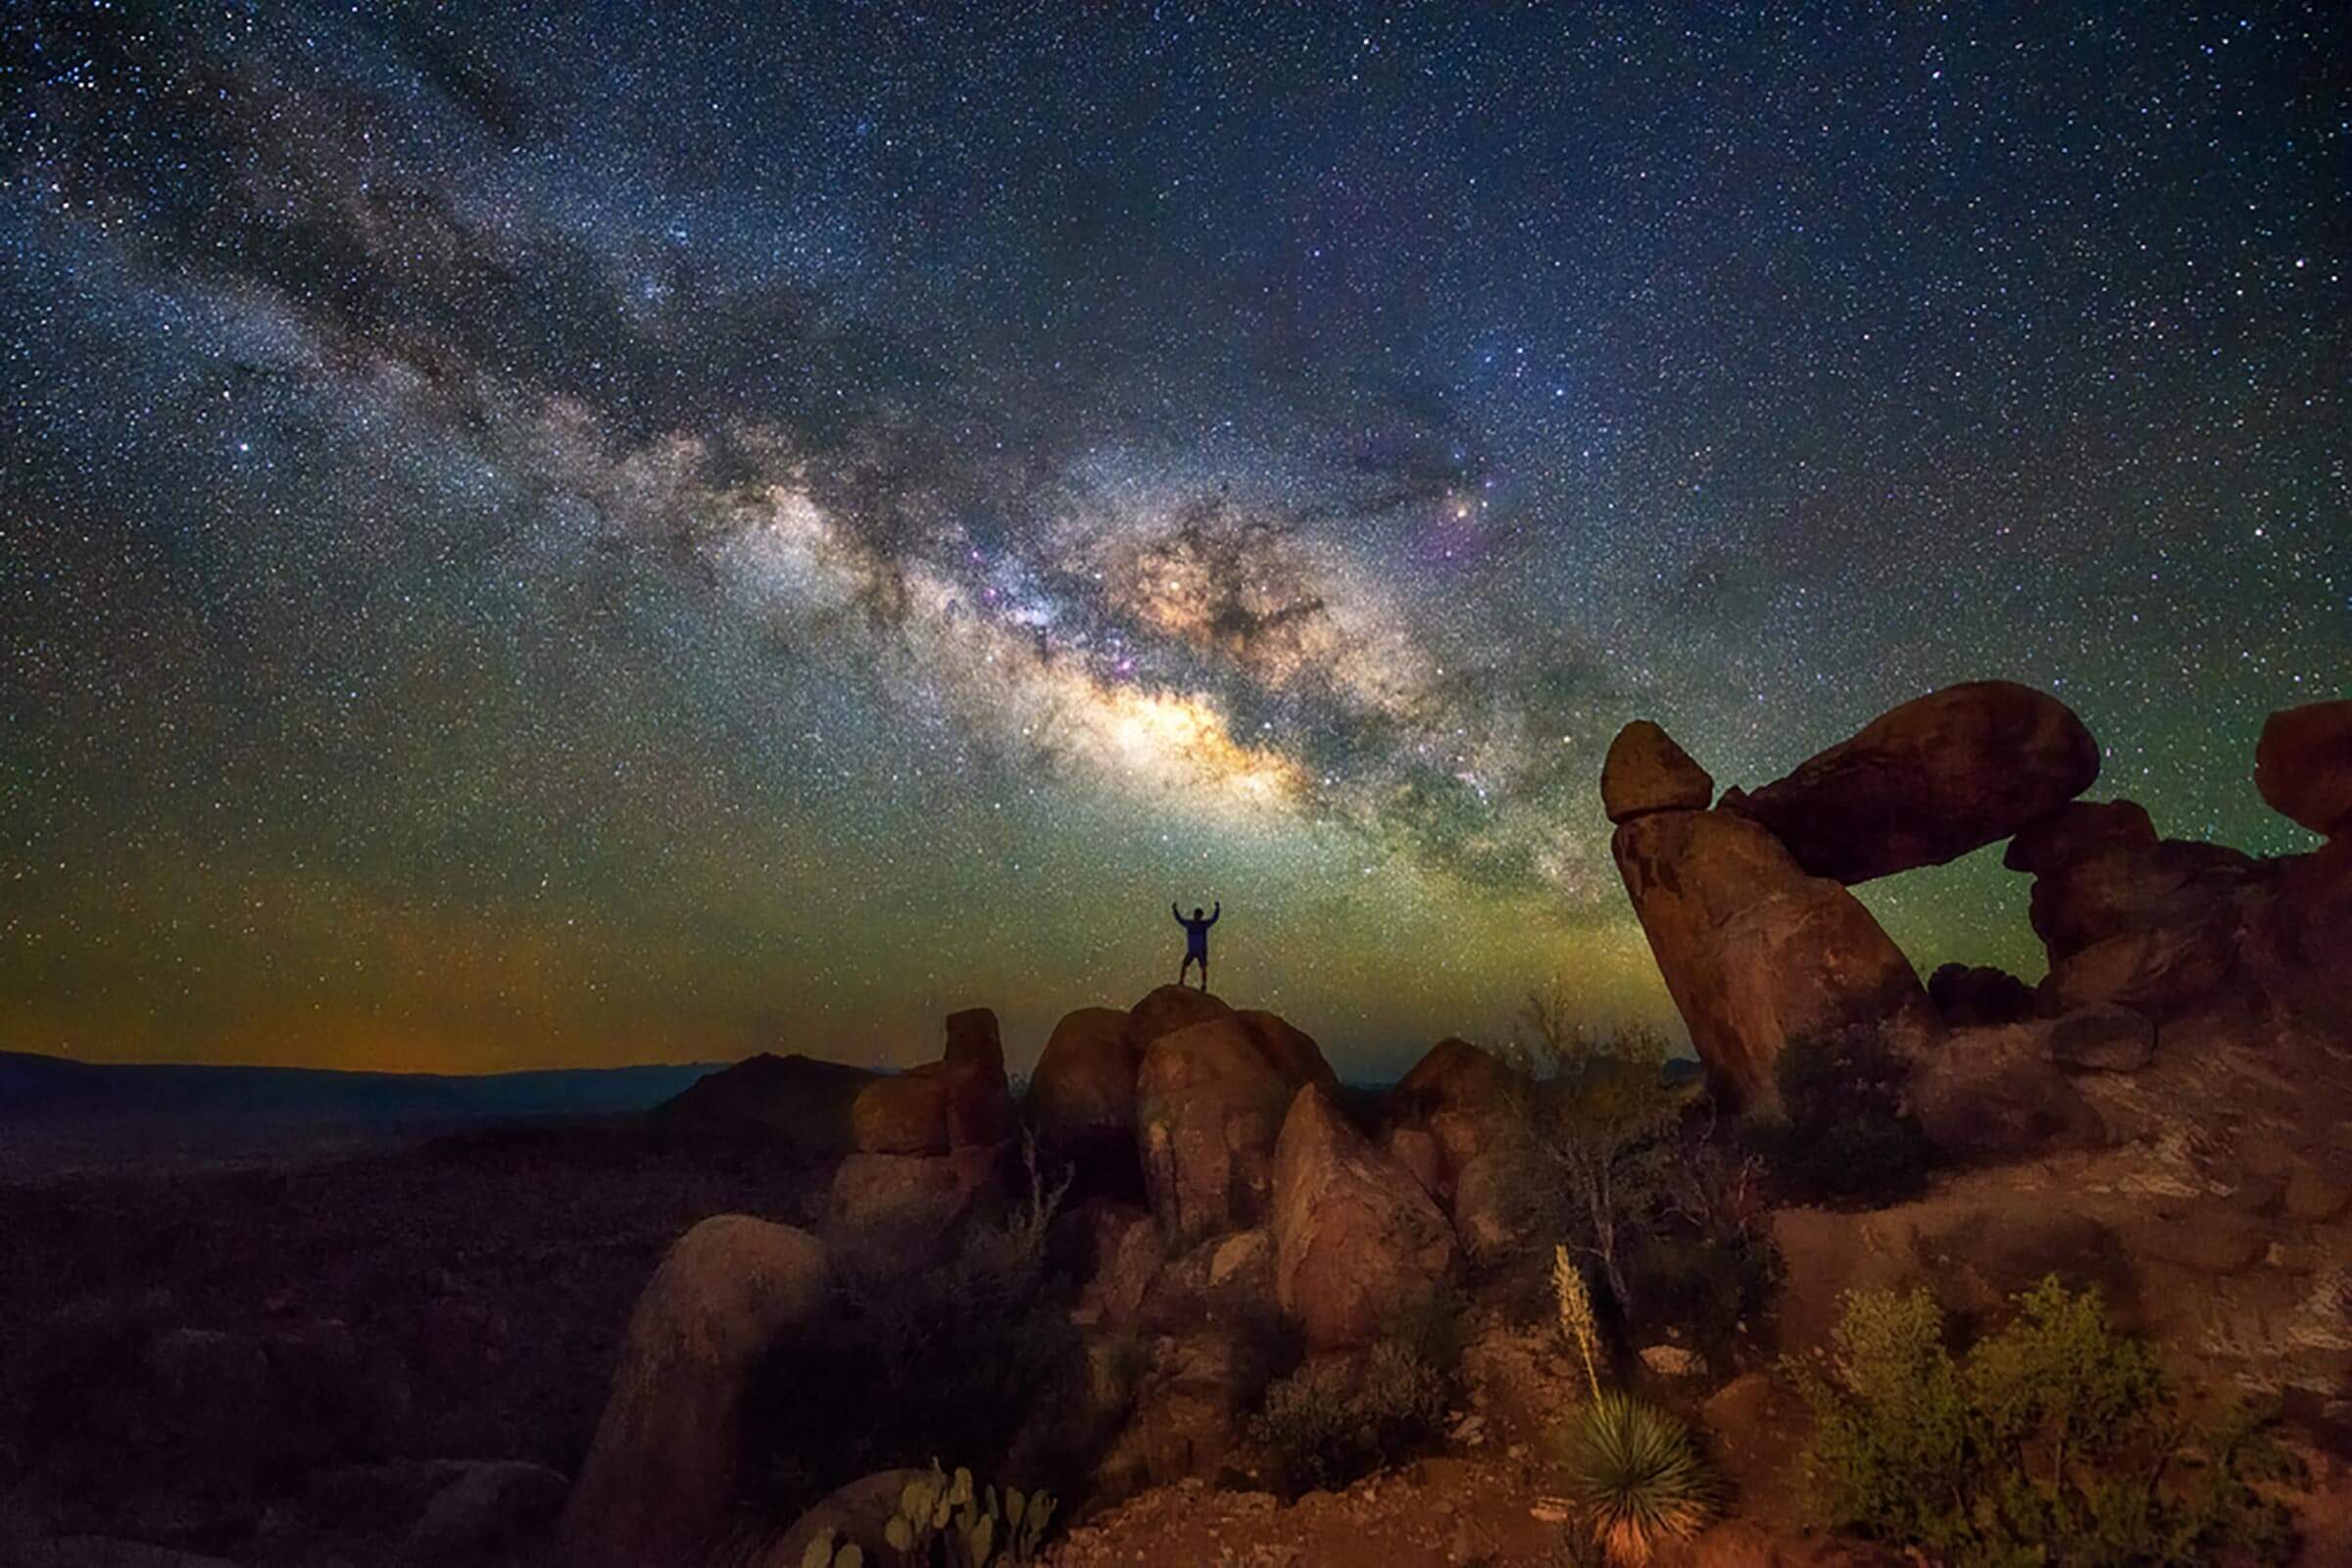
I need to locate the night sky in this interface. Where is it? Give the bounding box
[2,4,2342,1076]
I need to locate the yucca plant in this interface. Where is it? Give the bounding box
[1558,1391,1716,1566]
[1552,1244,1603,1401]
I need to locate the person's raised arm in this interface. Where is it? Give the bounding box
[1172,902,1184,925]
[1208,902,1220,925]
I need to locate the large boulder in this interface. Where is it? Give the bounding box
[1720,681,2099,885]
[2245,839,2352,1039]
[850,1011,1014,1155]
[2003,799,2158,876]
[827,1144,1003,1261]
[558,1216,830,1568]
[1128,983,1234,1048]
[1270,1087,1459,1352]
[2022,835,2264,1018]
[1601,720,1715,823]
[1910,1021,2109,1165]
[1135,1010,1334,1245]
[2255,699,2352,839]
[1379,1037,1529,1200]
[1611,804,1931,1109]
[1027,1006,1142,1143]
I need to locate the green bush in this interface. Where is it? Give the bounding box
[1750,1023,1936,1205]
[1250,1340,1450,1495]
[1553,1391,1716,1566]
[1796,1277,2301,1566]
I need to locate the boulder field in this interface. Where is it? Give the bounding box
[559,688,2352,1560]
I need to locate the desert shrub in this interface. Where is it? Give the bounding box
[1796,1277,2300,1566]
[1499,985,1682,1313]
[744,1143,1086,1518]
[1749,1023,1936,1205]
[1250,1340,1450,1495]
[1378,1277,1470,1380]
[1553,1391,1717,1566]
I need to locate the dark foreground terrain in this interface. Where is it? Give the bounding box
[0,1104,826,1564]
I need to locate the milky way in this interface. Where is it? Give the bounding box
[2,4,2342,1074]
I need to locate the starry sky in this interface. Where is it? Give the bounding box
[2,3,2343,1076]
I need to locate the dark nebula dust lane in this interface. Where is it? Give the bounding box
[1,3,2342,1073]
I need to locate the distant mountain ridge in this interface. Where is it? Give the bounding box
[0,1049,721,1123]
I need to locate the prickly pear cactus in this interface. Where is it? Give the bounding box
[872,1460,1057,1566]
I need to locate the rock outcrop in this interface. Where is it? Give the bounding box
[1721,680,2099,884]
[1028,1006,1142,1146]
[2255,698,2352,839]
[1600,719,1714,822]
[1136,1008,1333,1246]
[1379,1037,1526,1200]
[559,1216,830,1568]
[1925,962,2034,1028]
[1269,1086,1458,1352]
[1608,789,1931,1109]
[849,1012,1014,1156]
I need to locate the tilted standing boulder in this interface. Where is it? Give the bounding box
[1719,680,2100,884]
[559,1216,830,1568]
[1270,1086,1459,1352]
[1608,769,1931,1110]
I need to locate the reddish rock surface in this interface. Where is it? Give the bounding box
[1128,984,1234,1049]
[1270,1087,1458,1352]
[1599,718,1714,823]
[2255,699,2352,838]
[848,1011,1015,1156]
[1028,1006,1144,1143]
[1137,1011,1330,1245]
[1378,1037,1527,1199]
[559,1216,829,1568]
[1722,681,2099,884]
[1611,807,1931,1109]
[942,1006,1005,1072]
[2002,798,2158,875]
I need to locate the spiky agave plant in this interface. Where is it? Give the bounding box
[1560,1392,1716,1566]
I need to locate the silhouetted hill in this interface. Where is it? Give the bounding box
[0,1049,718,1124]
[647,1051,879,1157]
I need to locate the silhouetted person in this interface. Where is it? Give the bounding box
[1173,901,1219,991]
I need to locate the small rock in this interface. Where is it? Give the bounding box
[2041,1004,2155,1073]
[2284,1165,2351,1223]
[1638,1343,1704,1378]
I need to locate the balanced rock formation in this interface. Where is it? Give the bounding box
[1270,1086,1458,1352]
[2255,698,2352,839]
[1600,719,1714,822]
[1608,777,1932,1109]
[1136,1004,1334,1245]
[1722,681,2099,884]
[559,1216,830,1568]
